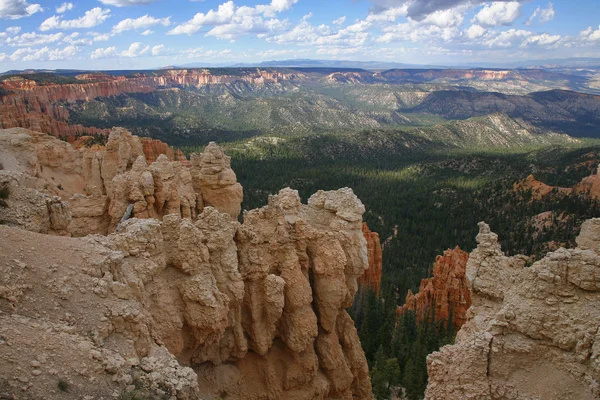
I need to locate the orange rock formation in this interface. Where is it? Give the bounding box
[398,246,471,332]
[360,223,383,296]
[515,167,600,201]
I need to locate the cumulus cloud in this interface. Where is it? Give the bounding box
[333,16,346,25]
[151,44,165,55]
[168,0,296,39]
[113,15,171,33]
[484,28,531,47]
[580,26,600,42]
[0,0,43,19]
[40,8,111,31]
[472,1,521,27]
[370,0,525,21]
[56,2,73,13]
[526,2,555,25]
[10,45,78,61]
[120,42,150,57]
[521,33,560,47]
[465,24,486,39]
[99,0,155,6]
[3,31,65,47]
[90,46,117,59]
[141,29,153,35]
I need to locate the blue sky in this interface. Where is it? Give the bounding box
[0,0,599,70]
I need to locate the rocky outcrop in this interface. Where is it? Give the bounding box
[360,223,383,296]
[514,174,573,200]
[425,221,600,400]
[0,186,372,399]
[398,247,471,332]
[515,166,600,201]
[0,128,242,236]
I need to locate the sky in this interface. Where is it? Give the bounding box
[0,0,599,70]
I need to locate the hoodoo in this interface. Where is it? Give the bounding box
[0,127,373,399]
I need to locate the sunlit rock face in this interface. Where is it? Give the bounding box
[425,220,600,400]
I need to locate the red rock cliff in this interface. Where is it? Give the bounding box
[398,246,471,332]
[360,223,383,296]
[0,69,303,137]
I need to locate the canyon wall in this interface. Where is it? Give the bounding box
[425,221,600,399]
[398,246,471,332]
[0,70,303,137]
[0,127,373,399]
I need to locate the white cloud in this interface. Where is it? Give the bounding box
[3,31,65,47]
[0,0,43,19]
[6,26,21,34]
[90,46,117,59]
[120,42,150,57]
[521,33,560,47]
[40,8,111,31]
[333,16,346,25]
[141,29,153,35]
[99,0,155,6]
[465,24,486,39]
[63,32,93,45]
[581,26,600,42]
[168,0,295,39]
[472,1,521,27]
[484,28,531,47]
[89,32,113,42]
[56,2,73,14]
[420,7,465,28]
[10,45,78,61]
[151,44,165,55]
[113,15,171,33]
[526,2,555,25]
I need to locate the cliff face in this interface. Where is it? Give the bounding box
[425,221,600,400]
[0,128,373,400]
[398,246,471,332]
[0,127,242,236]
[0,70,303,137]
[360,223,383,296]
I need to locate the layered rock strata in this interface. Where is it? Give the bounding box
[0,186,373,399]
[398,246,471,332]
[425,221,600,400]
[0,70,303,137]
[0,127,242,236]
[360,223,383,296]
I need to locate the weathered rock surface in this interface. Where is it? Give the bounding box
[360,223,383,296]
[425,221,600,400]
[399,246,471,332]
[0,128,242,236]
[0,186,373,399]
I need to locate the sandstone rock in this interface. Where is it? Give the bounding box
[0,128,243,235]
[191,142,243,218]
[0,127,372,399]
[425,220,600,400]
[360,223,383,296]
[399,246,471,332]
